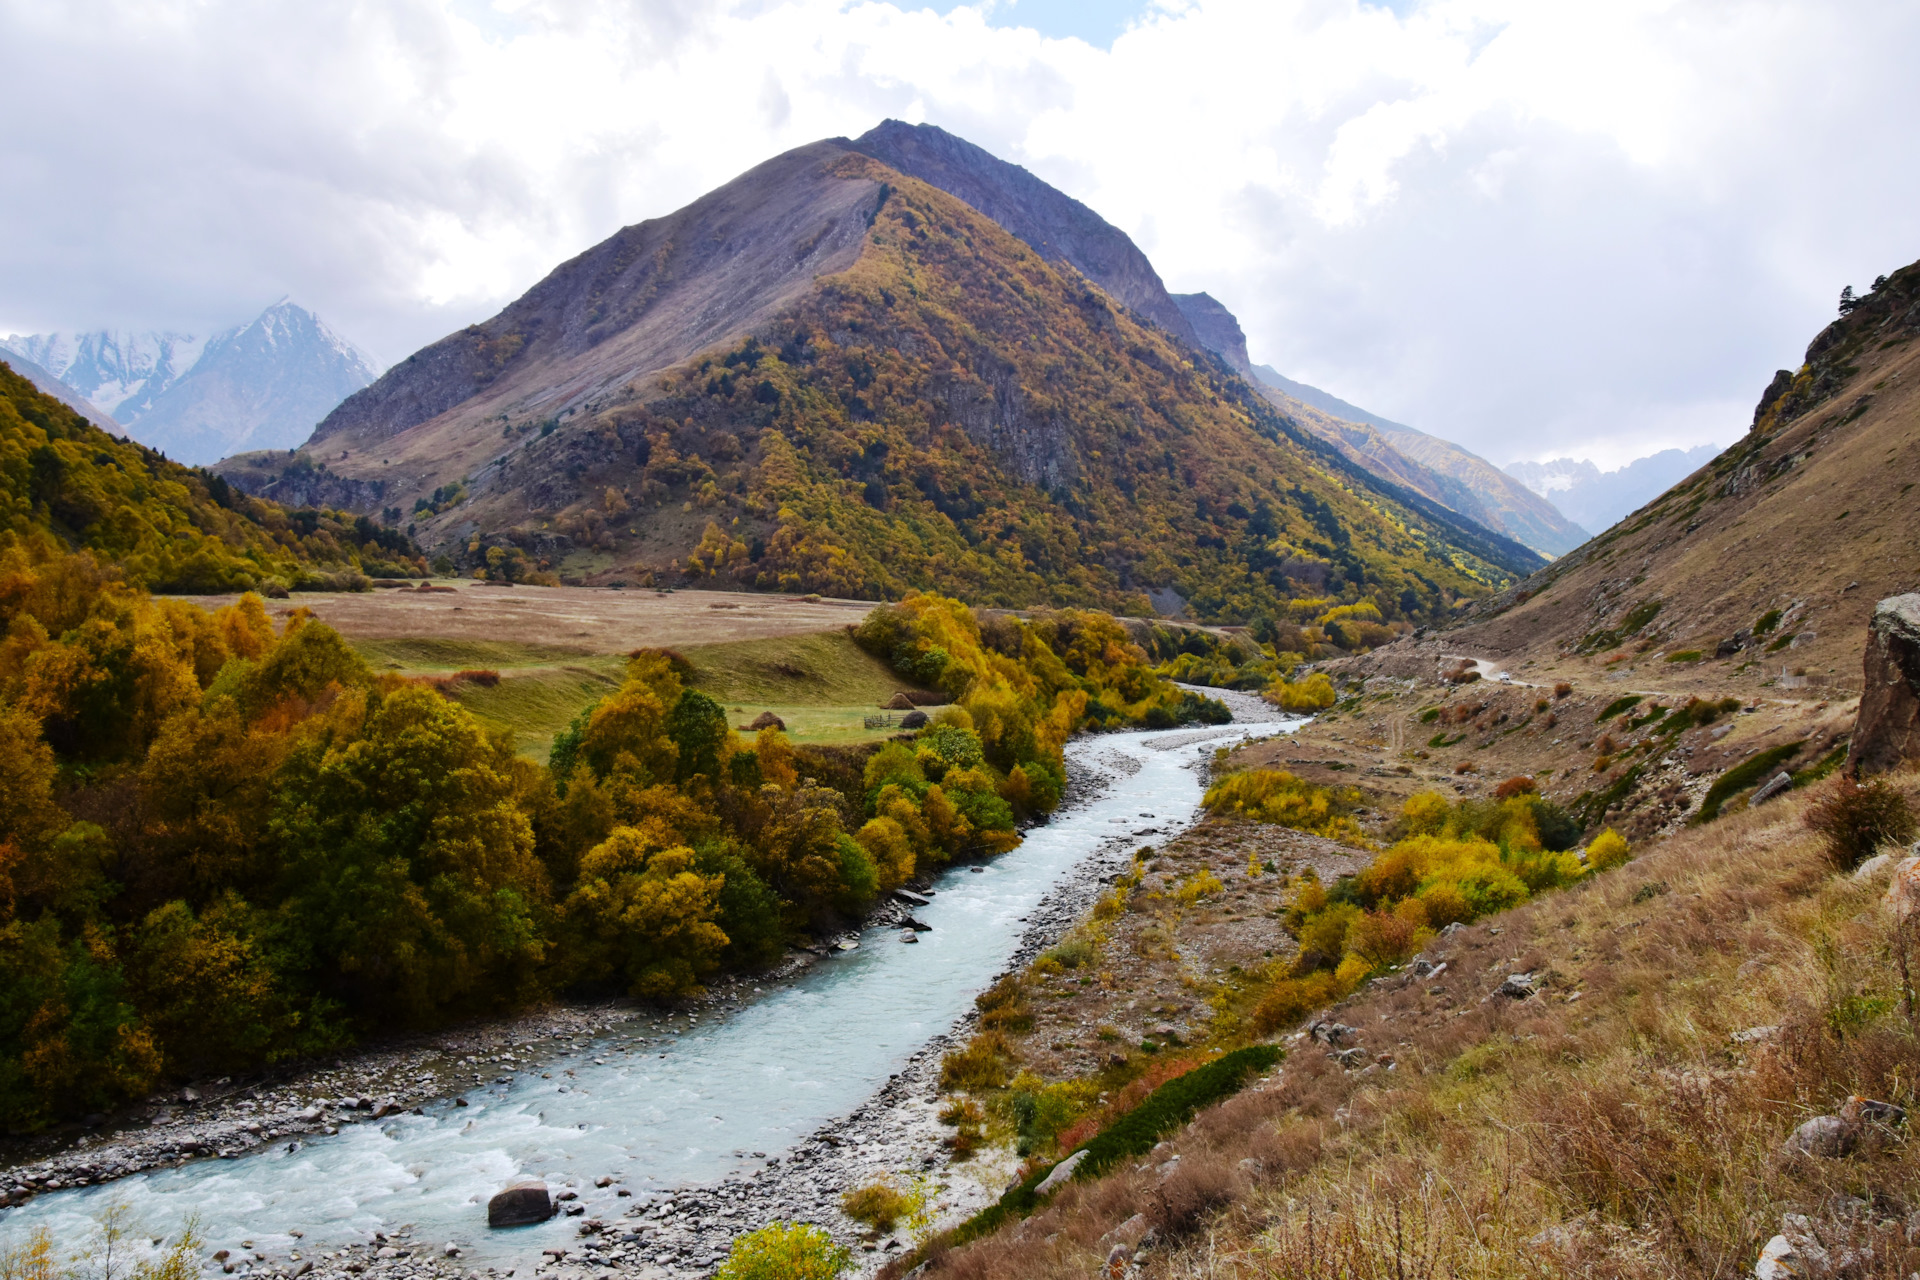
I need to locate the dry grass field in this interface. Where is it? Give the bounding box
[176,582,927,759]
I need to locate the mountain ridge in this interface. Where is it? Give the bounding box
[228,137,1542,621]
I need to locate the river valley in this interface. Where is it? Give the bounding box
[0,694,1294,1277]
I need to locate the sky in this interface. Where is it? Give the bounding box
[3,0,1917,470]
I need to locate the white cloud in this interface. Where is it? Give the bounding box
[2,0,1916,467]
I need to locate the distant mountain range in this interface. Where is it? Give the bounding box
[1503,447,1720,535]
[221,121,1546,619]
[2,301,376,465]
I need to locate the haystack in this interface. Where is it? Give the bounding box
[747,711,786,731]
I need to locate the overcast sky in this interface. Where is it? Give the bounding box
[4,0,1916,468]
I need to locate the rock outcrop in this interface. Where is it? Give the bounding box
[1848,593,1920,776]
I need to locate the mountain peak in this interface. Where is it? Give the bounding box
[846,121,1200,348]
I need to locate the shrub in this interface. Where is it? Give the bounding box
[1586,828,1631,872]
[716,1222,851,1280]
[1176,869,1225,904]
[1346,909,1422,968]
[1554,682,1573,698]
[1041,936,1097,969]
[1494,776,1538,800]
[1266,672,1337,713]
[1806,777,1918,871]
[842,1178,920,1232]
[1203,769,1364,841]
[940,1029,1012,1089]
[1252,971,1341,1033]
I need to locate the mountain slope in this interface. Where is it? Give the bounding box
[230,138,1541,622]
[0,358,420,590]
[1243,364,1592,555]
[1446,255,1920,690]
[0,348,120,432]
[846,121,1201,349]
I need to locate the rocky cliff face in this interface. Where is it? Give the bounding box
[846,121,1200,348]
[1851,594,1920,776]
[1171,293,1252,375]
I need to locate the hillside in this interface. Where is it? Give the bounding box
[0,357,420,590]
[223,136,1544,624]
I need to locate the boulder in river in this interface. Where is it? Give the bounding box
[489,1181,554,1228]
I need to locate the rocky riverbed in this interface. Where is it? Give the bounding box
[1,696,1291,1278]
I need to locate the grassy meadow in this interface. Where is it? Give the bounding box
[353,627,930,761]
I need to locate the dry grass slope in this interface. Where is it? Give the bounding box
[905,770,1920,1280]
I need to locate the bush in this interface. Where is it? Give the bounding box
[1203,769,1364,841]
[716,1223,851,1280]
[1806,777,1918,871]
[1266,672,1336,713]
[940,1030,1012,1090]
[1252,972,1340,1034]
[842,1179,919,1232]
[1585,828,1631,872]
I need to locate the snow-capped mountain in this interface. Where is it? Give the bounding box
[2,302,377,464]
[3,329,208,422]
[1504,444,1720,534]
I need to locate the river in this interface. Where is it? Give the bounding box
[0,703,1294,1267]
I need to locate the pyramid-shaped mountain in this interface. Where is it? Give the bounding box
[224,126,1544,621]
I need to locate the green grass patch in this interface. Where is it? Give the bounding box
[1597,695,1644,721]
[1072,1045,1283,1177]
[1753,609,1782,637]
[1419,707,1441,723]
[1790,742,1849,788]
[354,637,603,673]
[678,631,924,706]
[1768,634,1797,653]
[1619,599,1663,634]
[447,664,626,761]
[1573,764,1643,829]
[1429,732,1466,748]
[1625,705,1669,731]
[1694,741,1806,823]
[1664,650,1703,663]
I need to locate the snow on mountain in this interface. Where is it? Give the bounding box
[1505,444,1721,534]
[2,302,377,465]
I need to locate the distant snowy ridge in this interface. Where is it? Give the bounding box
[1505,445,1720,534]
[2,302,376,465]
